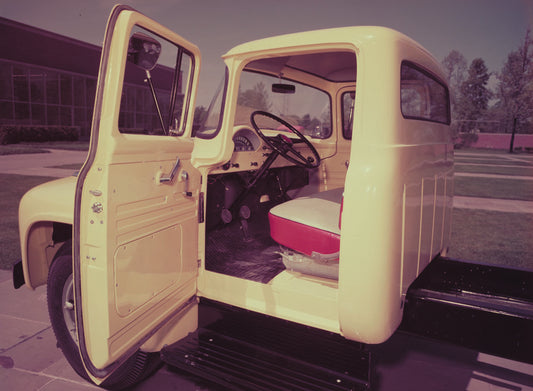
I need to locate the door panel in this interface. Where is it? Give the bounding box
[73,6,201,375]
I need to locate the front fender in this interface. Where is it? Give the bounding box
[19,176,76,289]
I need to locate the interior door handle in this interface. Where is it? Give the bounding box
[181,171,192,196]
[159,157,180,184]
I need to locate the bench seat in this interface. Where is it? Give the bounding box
[268,188,343,257]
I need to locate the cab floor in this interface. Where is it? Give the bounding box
[205,215,285,283]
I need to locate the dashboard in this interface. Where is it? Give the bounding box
[218,125,332,175]
[212,126,274,174]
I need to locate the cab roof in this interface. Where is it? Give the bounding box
[223,26,443,83]
[224,26,425,58]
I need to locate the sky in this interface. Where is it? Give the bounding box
[2,0,532,105]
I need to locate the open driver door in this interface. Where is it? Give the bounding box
[73,5,201,382]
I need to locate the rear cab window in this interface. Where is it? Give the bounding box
[400,61,450,124]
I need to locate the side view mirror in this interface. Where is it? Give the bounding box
[272,83,295,94]
[127,32,162,71]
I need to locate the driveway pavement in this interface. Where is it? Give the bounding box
[1,149,532,390]
[0,149,88,178]
[1,268,532,391]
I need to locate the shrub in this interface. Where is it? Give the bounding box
[0,126,80,145]
[453,132,479,149]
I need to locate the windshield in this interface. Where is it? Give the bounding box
[194,69,332,139]
[235,71,331,138]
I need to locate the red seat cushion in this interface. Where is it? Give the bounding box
[269,188,343,256]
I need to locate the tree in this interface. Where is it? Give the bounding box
[494,29,533,134]
[193,105,207,131]
[456,58,492,132]
[442,50,467,119]
[237,82,271,111]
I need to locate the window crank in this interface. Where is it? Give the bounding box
[158,157,191,196]
[159,157,180,184]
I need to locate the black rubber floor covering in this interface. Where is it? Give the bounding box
[205,217,285,283]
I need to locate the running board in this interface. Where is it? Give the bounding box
[161,299,371,391]
[401,256,533,364]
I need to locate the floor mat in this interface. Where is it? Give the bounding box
[205,220,285,283]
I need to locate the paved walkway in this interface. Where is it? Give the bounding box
[453,150,533,213]
[455,172,533,181]
[0,149,87,178]
[0,268,205,390]
[1,269,532,391]
[454,195,533,213]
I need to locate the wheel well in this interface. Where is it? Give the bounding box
[25,221,72,288]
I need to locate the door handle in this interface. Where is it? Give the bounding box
[159,157,180,184]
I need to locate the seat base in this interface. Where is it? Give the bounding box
[278,246,339,280]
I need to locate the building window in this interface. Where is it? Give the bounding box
[60,74,73,106]
[0,60,97,137]
[0,101,13,122]
[13,66,29,102]
[73,77,85,107]
[30,68,45,103]
[31,103,45,124]
[47,105,59,125]
[46,71,59,105]
[14,103,30,123]
[0,62,13,100]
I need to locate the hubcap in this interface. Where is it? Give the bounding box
[61,274,78,344]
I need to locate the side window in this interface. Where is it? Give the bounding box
[341,91,355,139]
[119,26,193,136]
[400,62,450,124]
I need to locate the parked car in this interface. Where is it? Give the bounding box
[14,5,454,389]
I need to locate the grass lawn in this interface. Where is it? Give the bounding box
[448,209,533,270]
[0,174,56,269]
[454,176,533,201]
[455,164,533,177]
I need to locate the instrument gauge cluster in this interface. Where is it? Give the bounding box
[233,135,254,151]
[232,127,260,152]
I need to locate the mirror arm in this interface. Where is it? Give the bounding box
[167,49,183,134]
[145,70,167,135]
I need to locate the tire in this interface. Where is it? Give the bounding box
[47,241,161,390]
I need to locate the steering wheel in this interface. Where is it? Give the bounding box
[250,111,321,169]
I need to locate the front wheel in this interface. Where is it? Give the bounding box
[47,242,161,389]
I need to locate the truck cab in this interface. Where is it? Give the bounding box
[15,5,453,389]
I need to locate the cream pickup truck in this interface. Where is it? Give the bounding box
[13,5,456,390]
